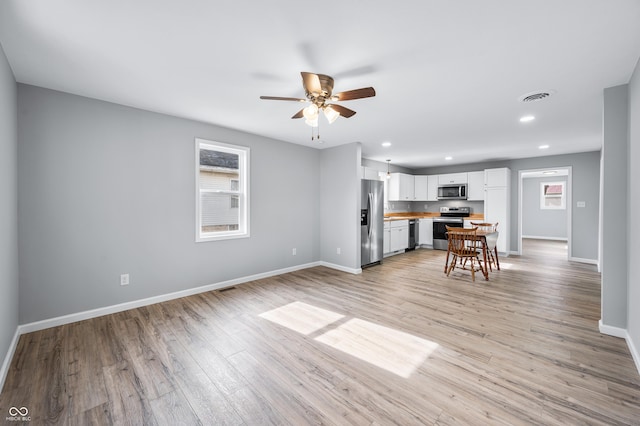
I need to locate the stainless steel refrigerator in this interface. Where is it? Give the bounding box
[361,179,384,268]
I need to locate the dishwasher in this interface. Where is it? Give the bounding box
[407,219,419,250]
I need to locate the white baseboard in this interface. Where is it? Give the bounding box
[569,256,598,265]
[18,261,328,335]
[599,320,627,338]
[0,259,360,391]
[318,261,362,275]
[522,235,568,241]
[628,333,640,377]
[599,320,640,376]
[0,328,21,393]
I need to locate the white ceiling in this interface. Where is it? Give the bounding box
[1,1,640,169]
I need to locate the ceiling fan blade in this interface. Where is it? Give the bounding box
[260,96,306,102]
[333,87,376,101]
[291,109,305,119]
[301,72,322,95]
[329,104,357,118]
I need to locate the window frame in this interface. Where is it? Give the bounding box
[195,138,250,242]
[540,181,566,210]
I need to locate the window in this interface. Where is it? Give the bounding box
[196,138,249,241]
[540,181,565,210]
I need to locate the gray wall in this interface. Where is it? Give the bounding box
[601,85,629,330]
[320,143,361,270]
[627,59,640,356]
[522,176,568,239]
[17,84,321,324]
[0,44,18,378]
[412,151,600,260]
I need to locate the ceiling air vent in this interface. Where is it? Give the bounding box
[518,90,556,103]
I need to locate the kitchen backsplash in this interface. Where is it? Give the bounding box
[386,200,485,215]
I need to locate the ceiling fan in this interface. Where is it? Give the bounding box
[260,72,376,127]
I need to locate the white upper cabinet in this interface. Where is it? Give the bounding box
[485,167,510,187]
[388,173,415,201]
[438,172,468,185]
[361,166,383,180]
[414,175,428,201]
[427,175,439,201]
[467,171,485,200]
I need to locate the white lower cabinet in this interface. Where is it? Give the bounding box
[418,218,433,246]
[383,221,391,254]
[387,220,409,253]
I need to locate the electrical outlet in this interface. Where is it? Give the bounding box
[577,201,586,208]
[120,273,130,286]
[337,247,341,255]
[292,248,297,256]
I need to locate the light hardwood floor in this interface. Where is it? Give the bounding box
[2,241,639,425]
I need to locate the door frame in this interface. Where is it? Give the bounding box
[517,166,572,258]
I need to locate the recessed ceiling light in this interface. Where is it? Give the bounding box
[445,156,453,161]
[382,141,392,147]
[520,115,535,123]
[538,144,550,149]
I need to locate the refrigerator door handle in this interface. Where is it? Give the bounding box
[368,193,373,239]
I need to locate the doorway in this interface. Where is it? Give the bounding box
[518,167,572,260]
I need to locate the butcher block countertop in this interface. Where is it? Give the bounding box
[384,212,485,221]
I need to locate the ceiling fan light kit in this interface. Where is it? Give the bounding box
[260,71,376,131]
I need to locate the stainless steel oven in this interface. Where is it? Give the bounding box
[432,207,470,250]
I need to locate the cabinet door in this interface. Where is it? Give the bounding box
[419,218,433,245]
[427,175,439,201]
[390,225,409,251]
[485,187,509,253]
[399,174,415,200]
[414,176,428,201]
[383,228,391,253]
[438,172,468,185]
[390,228,401,252]
[388,173,414,200]
[467,171,485,200]
[485,168,510,187]
[363,167,382,180]
[388,173,401,200]
[397,226,409,250]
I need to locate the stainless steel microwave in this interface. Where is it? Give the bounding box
[437,184,467,200]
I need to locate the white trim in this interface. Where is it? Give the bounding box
[522,235,568,241]
[195,138,250,243]
[599,320,627,338]
[318,261,362,275]
[599,321,640,376]
[18,262,325,335]
[0,328,21,392]
[627,333,640,377]
[569,256,598,265]
[518,167,573,258]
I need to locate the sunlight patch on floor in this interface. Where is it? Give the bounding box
[315,318,439,378]
[258,301,344,335]
[259,301,439,378]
